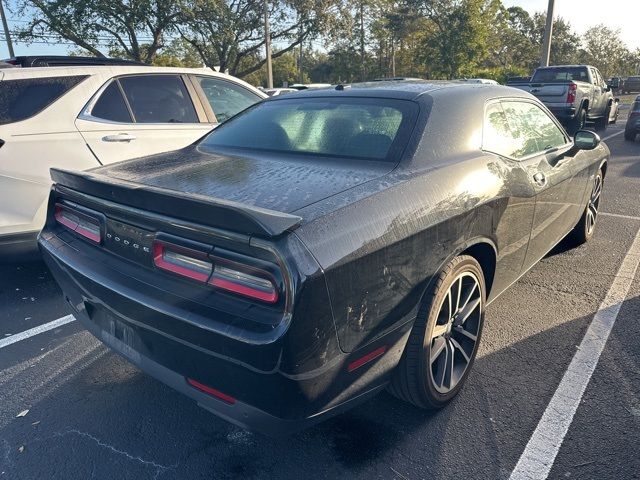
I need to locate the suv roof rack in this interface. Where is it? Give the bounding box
[3,55,147,68]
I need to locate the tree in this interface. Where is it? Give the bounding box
[12,0,182,63]
[532,13,580,67]
[415,0,501,79]
[178,0,336,78]
[579,25,632,78]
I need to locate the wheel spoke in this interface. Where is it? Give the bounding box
[453,325,477,342]
[459,282,478,314]
[431,323,448,339]
[459,297,481,323]
[430,336,446,364]
[454,276,463,312]
[443,340,454,388]
[450,337,470,363]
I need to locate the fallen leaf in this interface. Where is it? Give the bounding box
[16,410,29,418]
[18,446,24,453]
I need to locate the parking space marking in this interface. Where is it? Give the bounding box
[601,130,624,141]
[510,226,640,480]
[0,315,76,349]
[600,212,640,221]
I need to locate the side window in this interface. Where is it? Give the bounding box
[90,82,132,123]
[195,77,261,123]
[118,75,198,123]
[501,101,568,159]
[0,75,87,125]
[483,102,522,158]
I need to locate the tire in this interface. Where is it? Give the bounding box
[568,169,603,246]
[568,108,586,135]
[625,131,636,142]
[389,255,486,409]
[595,106,610,130]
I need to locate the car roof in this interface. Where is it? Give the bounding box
[0,65,223,79]
[266,80,530,101]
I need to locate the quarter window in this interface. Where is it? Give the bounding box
[195,77,261,123]
[0,75,87,125]
[118,75,198,123]
[500,101,567,159]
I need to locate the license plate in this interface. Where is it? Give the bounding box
[99,313,141,364]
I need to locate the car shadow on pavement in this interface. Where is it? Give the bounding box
[5,295,635,480]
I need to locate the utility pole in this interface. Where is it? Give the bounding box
[264,0,273,88]
[540,0,555,67]
[0,0,14,58]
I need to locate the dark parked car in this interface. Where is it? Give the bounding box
[622,76,640,94]
[39,82,609,435]
[625,96,640,141]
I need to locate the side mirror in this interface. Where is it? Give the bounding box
[574,130,601,151]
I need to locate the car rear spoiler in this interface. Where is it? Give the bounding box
[50,168,302,238]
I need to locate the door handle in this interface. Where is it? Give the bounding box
[102,133,137,142]
[533,172,547,187]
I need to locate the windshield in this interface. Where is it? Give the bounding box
[532,67,589,83]
[199,97,418,161]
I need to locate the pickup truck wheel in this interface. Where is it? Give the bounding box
[568,108,586,135]
[595,106,610,130]
[568,169,603,246]
[388,255,485,409]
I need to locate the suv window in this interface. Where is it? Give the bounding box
[195,77,261,123]
[119,75,198,123]
[0,75,87,125]
[91,82,132,123]
[501,101,567,159]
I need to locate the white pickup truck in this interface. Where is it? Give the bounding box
[511,65,616,134]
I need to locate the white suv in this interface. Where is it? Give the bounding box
[0,65,266,256]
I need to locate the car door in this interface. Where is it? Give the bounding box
[190,75,264,124]
[75,74,213,164]
[499,100,583,269]
[589,68,605,116]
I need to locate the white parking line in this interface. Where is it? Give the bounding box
[600,212,640,221]
[602,130,624,141]
[510,226,640,480]
[0,315,76,349]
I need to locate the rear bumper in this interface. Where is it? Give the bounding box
[39,231,403,436]
[546,106,576,121]
[0,231,40,260]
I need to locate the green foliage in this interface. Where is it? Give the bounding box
[11,0,639,84]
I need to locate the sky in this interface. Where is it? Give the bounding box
[1,0,639,59]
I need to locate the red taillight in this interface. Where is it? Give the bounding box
[152,240,279,304]
[186,378,236,405]
[153,242,212,282]
[54,203,101,243]
[208,259,278,303]
[567,82,577,104]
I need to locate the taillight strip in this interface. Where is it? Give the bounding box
[54,203,102,243]
[152,239,279,304]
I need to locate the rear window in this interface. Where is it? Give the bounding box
[199,97,418,161]
[0,75,87,125]
[532,68,589,83]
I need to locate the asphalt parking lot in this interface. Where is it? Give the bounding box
[1,109,639,479]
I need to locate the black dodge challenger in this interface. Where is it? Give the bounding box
[39,81,608,435]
